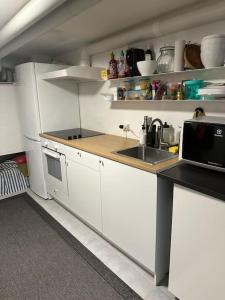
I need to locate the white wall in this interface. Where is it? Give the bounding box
[76,20,225,141]
[78,81,225,141]
[0,84,23,155]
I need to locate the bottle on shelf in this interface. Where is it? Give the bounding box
[176,83,183,100]
[124,50,130,77]
[145,48,153,61]
[108,52,118,79]
[145,81,152,100]
[152,80,157,100]
[118,50,126,78]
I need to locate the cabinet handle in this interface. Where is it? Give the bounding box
[80,153,82,157]
[99,160,104,166]
[77,152,80,155]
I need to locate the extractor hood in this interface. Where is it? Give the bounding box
[39,65,104,82]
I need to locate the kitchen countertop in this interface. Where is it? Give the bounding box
[158,161,225,202]
[40,133,178,174]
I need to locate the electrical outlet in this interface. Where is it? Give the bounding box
[123,122,130,132]
[119,122,130,132]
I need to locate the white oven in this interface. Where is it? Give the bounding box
[41,139,68,205]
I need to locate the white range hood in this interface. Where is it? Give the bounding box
[39,65,104,82]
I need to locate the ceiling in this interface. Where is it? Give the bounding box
[0,0,30,28]
[0,0,213,62]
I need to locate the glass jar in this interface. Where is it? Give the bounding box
[157,46,175,73]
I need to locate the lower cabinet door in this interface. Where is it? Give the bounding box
[169,184,225,300]
[100,158,157,272]
[67,159,102,232]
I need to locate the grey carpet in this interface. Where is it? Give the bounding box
[0,194,142,300]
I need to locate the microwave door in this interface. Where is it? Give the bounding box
[182,122,225,168]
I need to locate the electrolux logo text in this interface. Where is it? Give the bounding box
[214,128,223,137]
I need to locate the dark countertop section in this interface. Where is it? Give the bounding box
[158,162,225,202]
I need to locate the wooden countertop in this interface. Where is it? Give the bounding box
[40,133,178,174]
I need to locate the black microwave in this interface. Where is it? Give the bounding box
[181,116,225,172]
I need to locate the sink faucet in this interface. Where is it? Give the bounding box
[149,118,169,150]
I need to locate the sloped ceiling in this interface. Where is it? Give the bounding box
[16,0,207,56]
[1,0,213,62]
[0,0,30,28]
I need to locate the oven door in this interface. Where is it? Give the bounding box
[42,147,68,204]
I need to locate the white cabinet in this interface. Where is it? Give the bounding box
[64,146,171,278]
[66,149,102,232]
[169,184,225,300]
[100,157,157,272]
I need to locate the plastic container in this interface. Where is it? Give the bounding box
[184,80,204,100]
[167,82,179,100]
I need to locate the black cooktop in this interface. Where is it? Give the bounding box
[45,128,104,140]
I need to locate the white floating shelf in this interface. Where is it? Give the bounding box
[108,66,225,82]
[39,66,225,84]
[0,81,15,84]
[39,66,104,82]
[112,99,225,103]
[39,65,225,84]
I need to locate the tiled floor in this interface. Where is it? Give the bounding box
[27,190,175,300]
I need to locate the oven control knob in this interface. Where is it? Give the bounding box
[78,134,82,139]
[44,142,49,147]
[73,135,77,139]
[68,136,72,140]
[54,145,58,151]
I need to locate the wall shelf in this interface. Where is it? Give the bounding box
[110,99,225,113]
[0,82,15,84]
[108,66,225,83]
[113,99,225,103]
[39,66,104,83]
[39,65,225,84]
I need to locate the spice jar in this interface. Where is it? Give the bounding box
[157,46,175,73]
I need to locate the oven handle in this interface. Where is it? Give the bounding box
[42,148,61,160]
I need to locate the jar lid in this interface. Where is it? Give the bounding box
[202,34,225,40]
[160,46,175,51]
[185,80,203,85]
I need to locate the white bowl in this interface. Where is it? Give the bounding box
[137,60,157,76]
[201,34,225,68]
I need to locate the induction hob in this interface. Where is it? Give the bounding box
[45,128,104,140]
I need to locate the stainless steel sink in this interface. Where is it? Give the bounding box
[115,146,178,165]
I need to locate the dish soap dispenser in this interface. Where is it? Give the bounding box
[139,125,147,146]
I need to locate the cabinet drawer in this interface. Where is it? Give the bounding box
[65,146,99,171]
